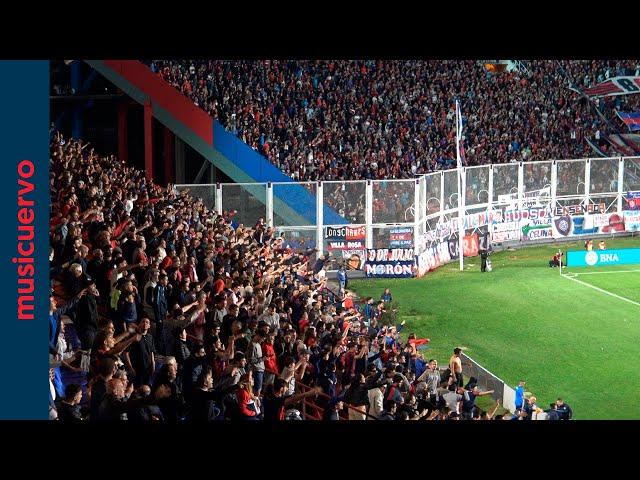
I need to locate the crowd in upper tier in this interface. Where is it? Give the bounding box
[149,60,640,181]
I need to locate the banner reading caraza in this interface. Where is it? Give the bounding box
[364,248,414,278]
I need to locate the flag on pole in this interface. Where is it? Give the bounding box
[616,111,640,132]
[455,101,463,168]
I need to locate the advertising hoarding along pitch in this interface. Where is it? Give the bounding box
[566,248,640,267]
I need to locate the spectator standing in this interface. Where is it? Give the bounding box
[125,318,156,387]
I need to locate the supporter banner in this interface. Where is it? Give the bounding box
[503,206,553,222]
[553,202,606,216]
[492,220,520,242]
[389,227,413,248]
[364,248,415,278]
[498,187,550,207]
[624,191,640,210]
[623,210,640,232]
[325,225,366,250]
[415,240,452,277]
[567,248,640,267]
[463,233,479,257]
[586,137,609,157]
[429,210,501,241]
[552,213,625,238]
[521,217,553,241]
[578,76,640,98]
[616,111,640,132]
[606,134,640,156]
[448,238,460,260]
[343,249,366,270]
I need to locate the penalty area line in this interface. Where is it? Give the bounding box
[560,272,640,307]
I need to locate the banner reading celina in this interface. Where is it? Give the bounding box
[364,248,414,278]
[566,248,640,267]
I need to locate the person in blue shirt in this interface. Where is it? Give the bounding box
[381,288,393,303]
[336,265,347,294]
[514,380,526,411]
[362,297,375,323]
[49,289,86,358]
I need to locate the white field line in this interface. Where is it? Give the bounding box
[570,269,640,276]
[560,272,640,307]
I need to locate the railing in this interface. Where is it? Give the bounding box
[175,157,640,262]
[460,352,516,412]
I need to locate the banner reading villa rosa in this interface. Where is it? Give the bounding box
[0,61,49,419]
[325,225,366,250]
[364,248,415,278]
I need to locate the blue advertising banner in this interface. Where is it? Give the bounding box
[566,248,640,267]
[0,61,49,419]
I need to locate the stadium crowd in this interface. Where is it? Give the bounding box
[48,133,572,421]
[149,59,640,183]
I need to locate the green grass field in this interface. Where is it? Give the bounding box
[350,235,640,419]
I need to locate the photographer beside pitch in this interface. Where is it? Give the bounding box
[549,250,563,268]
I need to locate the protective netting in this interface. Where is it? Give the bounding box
[174,185,217,211]
[623,157,640,192]
[465,165,490,205]
[322,181,366,225]
[273,182,317,226]
[220,183,267,227]
[523,161,552,193]
[556,160,585,197]
[443,170,459,211]
[492,163,519,203]
[372,180,416,224]
[590,158,618,194]
[424,172,441,217]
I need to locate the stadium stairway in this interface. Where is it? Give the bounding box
[85,60,345,226]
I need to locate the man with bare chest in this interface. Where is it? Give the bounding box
[449,347,463,388]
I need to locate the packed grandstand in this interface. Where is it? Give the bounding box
[45,58,640,422]
[149,60,640,180]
